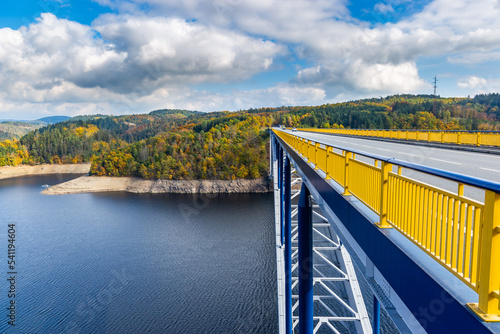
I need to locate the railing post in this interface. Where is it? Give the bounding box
[477,132,482,147]
[343,151,353,195]
[284,157,293,334]
[325,147,331,179]
[314,142,320,169]
[468,190,500,321]
[377,161,392,228]
[298,183,313,334]
[306,141,312,163]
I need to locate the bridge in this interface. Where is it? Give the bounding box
[270,128,500,333]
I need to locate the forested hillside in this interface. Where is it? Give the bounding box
[270,94,500,131]
[0,121,45,140]
[0,116,70,140]
[1,94,499,179]
[12,110,273,180]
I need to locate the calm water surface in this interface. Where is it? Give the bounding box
[0,175,277,333]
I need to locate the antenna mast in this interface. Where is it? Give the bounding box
[433,76,438,96]
[432,76,438,115]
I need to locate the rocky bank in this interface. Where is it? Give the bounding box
[42,175,270,195]
[0,163,90,180]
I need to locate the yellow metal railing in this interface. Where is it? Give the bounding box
[301,128,500,148]
[274,129,500,321]
[387,173,483,288]
[348,159,381,213]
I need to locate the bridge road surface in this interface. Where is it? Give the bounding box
[281,129,500,202]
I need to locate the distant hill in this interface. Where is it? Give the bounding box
[68,114,110,122]
[149,109,200,117]
[0,115,69,140]
[0,121,45,140]
[37,116,70,124]
[1,93,500,179]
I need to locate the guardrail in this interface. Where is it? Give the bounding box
[299,128,500,148]
[273,128,500,322]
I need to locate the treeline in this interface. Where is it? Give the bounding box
[0,121,44,141]
[1,94,500,177]
[471,93,500,109]
[272,94,500,131]
[20,123,120,164]
[91,115,271,180]
[2,111,273,180]
[0,140,29,166]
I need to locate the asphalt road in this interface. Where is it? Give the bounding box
[281,129,500,201]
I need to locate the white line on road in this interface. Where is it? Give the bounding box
[453,151,500,159]
[480,167,500,173]
[397,152,417,156]
[360,145,373,148]
[429,158,462,165]
[376,148,391,152]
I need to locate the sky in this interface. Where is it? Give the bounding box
[1,0,500,119]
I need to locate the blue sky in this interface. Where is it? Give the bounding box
[0,0,499,119]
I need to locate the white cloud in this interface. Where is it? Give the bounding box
[2,0,500,118]
[458,76,489,89]
[347,61,429,92]
[295,61,429,94]
[448,50,500,64]
[0,83,327,119]
[101,0,500,63]
[93,14,284,87]
[121,0,499,98]
[457,76,500,95]
[403,0,500,32]
[457,76,500,94]
[0,12,286,118]
[374,3,395,14]
[145,84,327,111]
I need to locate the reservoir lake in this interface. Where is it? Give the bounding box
[0,175,278,333]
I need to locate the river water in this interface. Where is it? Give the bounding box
[0,175,278,333]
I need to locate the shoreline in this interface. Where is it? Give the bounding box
[42,175,271,195]
[0,163,91,180]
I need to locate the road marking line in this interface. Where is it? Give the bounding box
[361,145,372,148]
[429,158,462,165]
[376,148,391,152]
[456,151,500,159]
[480,167,500,173]
[397,152,417,156]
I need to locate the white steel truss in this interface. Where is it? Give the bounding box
[279,168,371,333]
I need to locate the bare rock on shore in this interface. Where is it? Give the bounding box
[0,163,90,180]
[42,175,270,195]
